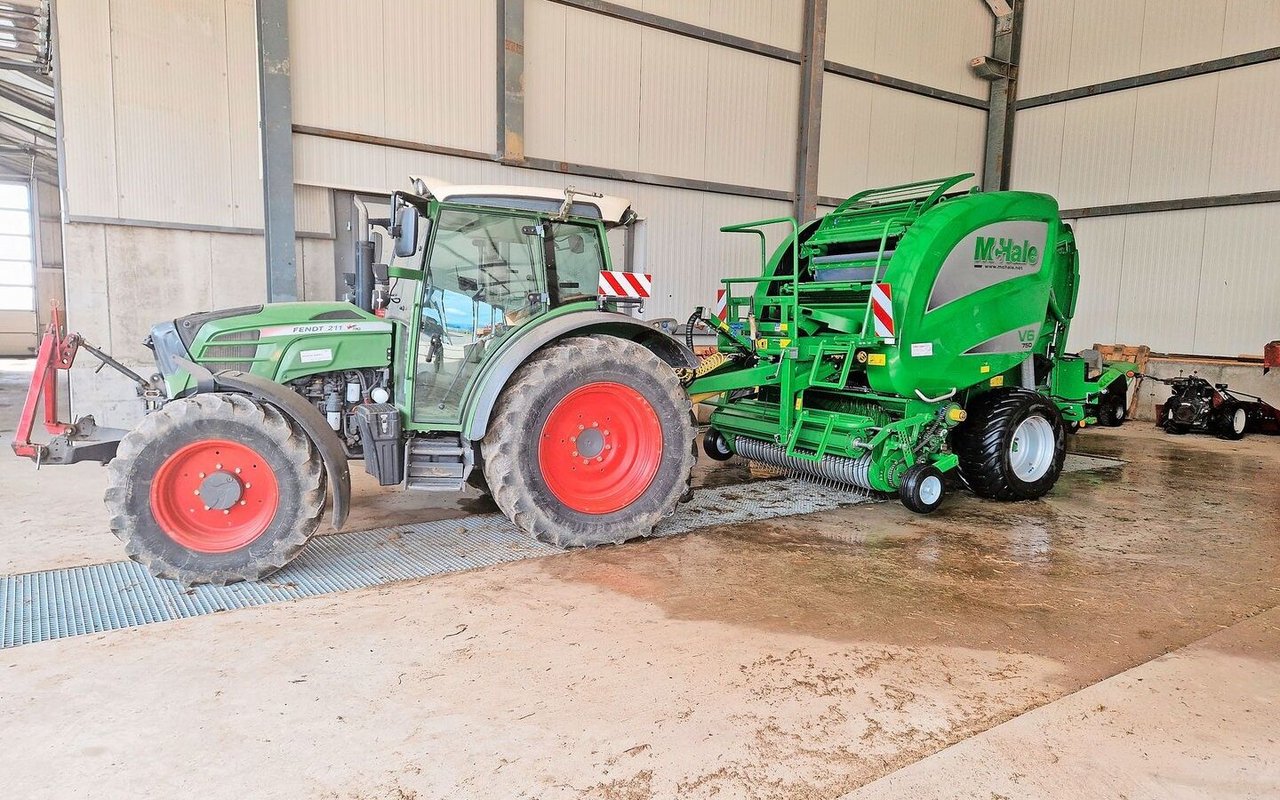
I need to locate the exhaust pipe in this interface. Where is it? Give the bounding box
[352,198,375,313]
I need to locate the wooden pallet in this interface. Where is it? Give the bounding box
[1092,343,1151,417]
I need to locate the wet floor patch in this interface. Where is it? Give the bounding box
[1,477,875,648]
[0,454,1128,649]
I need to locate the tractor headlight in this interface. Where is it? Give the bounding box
[147,321,188,379]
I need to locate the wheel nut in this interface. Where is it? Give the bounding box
[222,509,230,515]
[234,467,241,474]
[239,500,246,506]
[572,451,579,457]
[215,463,222,470]
[244,483,251,489]
[203,505,210,511]
[198,472,205,478]
[193,489,200,496]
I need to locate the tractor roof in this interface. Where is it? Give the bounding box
[413,176,635,226]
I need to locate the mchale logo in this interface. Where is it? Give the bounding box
[975,236,1039,267]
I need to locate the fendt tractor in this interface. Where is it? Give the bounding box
[13,173,1129,585]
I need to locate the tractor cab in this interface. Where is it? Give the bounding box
[354,180,641,425]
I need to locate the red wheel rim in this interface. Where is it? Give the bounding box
[149,439,280,553]
[538,382,663,514]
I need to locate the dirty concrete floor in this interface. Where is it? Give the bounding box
[1,357,1278,798]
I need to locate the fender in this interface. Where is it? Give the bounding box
[463,310,698,441]
[176,358,351,530]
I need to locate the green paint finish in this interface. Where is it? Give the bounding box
[691,174,1123,491]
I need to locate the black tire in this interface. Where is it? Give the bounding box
[104,393,325,585]
[1215,404,1248,440]
[954,388,1066,501]
[898,463,946,514]
[702,428,734,461]
[1165,421,1189,435]
[1097,382,1128,427]
[482,335,696,547]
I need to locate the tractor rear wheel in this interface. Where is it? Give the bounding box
[955,388,1066,501]
[482,335,696,547]
[104,393,325,585]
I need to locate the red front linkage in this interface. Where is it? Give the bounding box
[12,304,153,465]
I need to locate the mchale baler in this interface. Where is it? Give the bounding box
[684,173,1130,512]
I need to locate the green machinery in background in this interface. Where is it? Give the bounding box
[686,173,1130,513]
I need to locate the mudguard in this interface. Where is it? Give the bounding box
[463,310,698,441]
[176,358,351,530]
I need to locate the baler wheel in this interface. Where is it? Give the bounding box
[955,388,1066,502]
[702,429,734,461]
[104,393,325,585]
[898,463,946,514]
[482,335,696,547]
[1097,382,1128,427]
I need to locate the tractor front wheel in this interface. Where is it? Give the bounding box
[105,393,325,585]
[482,335,696,547]
[1097,381,1128,427]
[1216,405,1248,440]
[955,388,1066,501]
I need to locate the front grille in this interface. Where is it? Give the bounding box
[201,330,259,372]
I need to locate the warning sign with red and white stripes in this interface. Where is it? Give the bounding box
[871,282,895,339]
[713,289,728,321]
[597,270,652,298]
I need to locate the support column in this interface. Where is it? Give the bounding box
[255,0,297,301]
[498,0,525,163]
[793,0,827,222]
[978,0,1023,191]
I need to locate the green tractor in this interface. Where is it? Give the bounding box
[684,173,1130,513]
[16,180,698,584]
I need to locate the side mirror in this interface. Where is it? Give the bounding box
[394,206,420,258]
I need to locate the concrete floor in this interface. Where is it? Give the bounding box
[1,358,1278,799]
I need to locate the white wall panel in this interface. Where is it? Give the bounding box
[826,0,989,100]
[1127,74,1218,202]
[563,7,642,171]
[1018,0,1075,98]
[819,78,983,199]
[704,50,798,190]
[1009,104,1064,199]
[708,0,803,53]
[1208,61,1280,195]
[293,185,333,236]
[110,0,234,226]
[523,0,568,162]
[638,29,709,180]
[1194,204,1280,356]
[1138,0,1226,73]
[1114,209,1206,354]
[1222,0,1280,53]
[1065,216,1126,352]
[1066,0,1146,89]
[1056,91,1137,209]
[382,0,496,151]
[57,0,119,218]
[288,0,385,135]
[225,0,264,228]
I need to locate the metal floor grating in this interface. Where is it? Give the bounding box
[1,478,876,649]
[0,454,1123,649]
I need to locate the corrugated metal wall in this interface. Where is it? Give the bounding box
[1015,0,1280,356]
[57,0,995,332]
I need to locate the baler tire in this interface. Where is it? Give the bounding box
[1097,382,1128,427]
[104,393,325,586]
[899,463,946,514]
[702,429,734,461]
[482,335,696,548]
[955,388,1066,502]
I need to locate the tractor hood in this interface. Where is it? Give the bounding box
[150,301,394,397]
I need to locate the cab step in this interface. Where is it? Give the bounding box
[404,436,474,491]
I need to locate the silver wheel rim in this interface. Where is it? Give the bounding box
[919,475,942,505]
[1234,408,1246,434]
[1010,415,1055,482]
[1115,399,1125,420]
